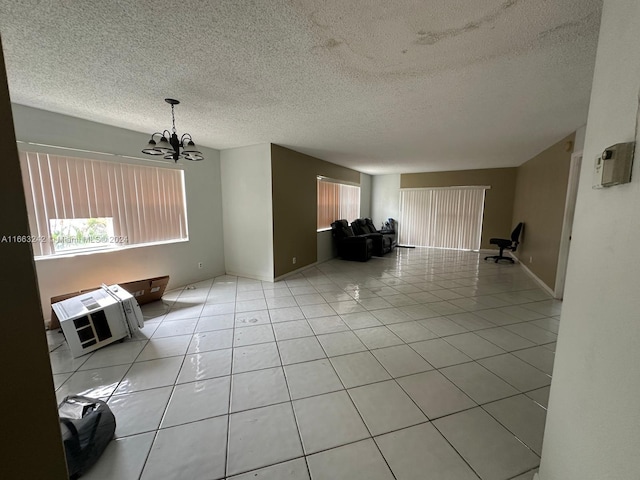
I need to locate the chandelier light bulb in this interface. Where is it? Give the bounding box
[141,99,204,163]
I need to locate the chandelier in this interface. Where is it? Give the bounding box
[142,98,204,162]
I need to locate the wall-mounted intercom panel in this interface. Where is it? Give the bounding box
[593,142,635,188]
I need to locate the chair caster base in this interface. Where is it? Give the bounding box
[484,255,515,263]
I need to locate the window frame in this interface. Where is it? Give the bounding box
[18,149,189,259]
[316,176,361,232]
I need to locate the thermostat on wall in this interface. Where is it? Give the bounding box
[593,142,635,188]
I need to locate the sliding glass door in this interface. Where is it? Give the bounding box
[398,186,487,251]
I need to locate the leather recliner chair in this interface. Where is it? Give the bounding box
[330,220,373,262]
[351,218,392,256]
[367,218,397,250]
[378,218,398,248]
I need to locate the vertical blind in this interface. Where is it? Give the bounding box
[399,186,487,251]
[20,152,188,256]
[317,178,360,230]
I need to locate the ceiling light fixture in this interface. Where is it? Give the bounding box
[142,98,204,162]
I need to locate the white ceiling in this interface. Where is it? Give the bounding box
[0,0,602,175]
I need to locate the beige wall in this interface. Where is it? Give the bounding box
[271,144,360,278]
[512,133,575,290]
[401,168,518,249]
[0,44,68,478]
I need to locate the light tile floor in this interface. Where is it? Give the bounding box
[47,248,558,480]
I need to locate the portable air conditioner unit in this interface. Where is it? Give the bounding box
[52,285,144,358]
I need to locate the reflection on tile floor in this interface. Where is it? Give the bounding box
[48,248,555,480]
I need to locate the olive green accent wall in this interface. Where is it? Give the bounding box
[401,168,518,249]
[0,44,69,478]
[512,133,575,290]
[271,144,360,278]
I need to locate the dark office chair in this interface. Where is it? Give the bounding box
[484,223,523,263]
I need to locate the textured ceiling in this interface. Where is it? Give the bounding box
[0,0,602,174]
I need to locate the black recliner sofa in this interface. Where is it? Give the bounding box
[330,220,373,262]
[351,218,393,256]
[351,218,397,255]
[380,218,398,249]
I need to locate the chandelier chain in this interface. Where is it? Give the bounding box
[171,104,177,134]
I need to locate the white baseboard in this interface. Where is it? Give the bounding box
[511,254,555,297]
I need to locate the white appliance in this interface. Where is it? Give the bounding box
[52,285,144,358]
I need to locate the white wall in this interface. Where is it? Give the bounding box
[371,174,401,228]
[11,105,225,320]
[360,172,372,218]
[316,230,336,264]
[538,2,640,479]
[573,124,587,154]
[220,144,274,281]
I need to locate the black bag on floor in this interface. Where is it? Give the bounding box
[58,395,116,479]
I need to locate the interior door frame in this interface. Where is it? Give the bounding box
[554,151,583,299]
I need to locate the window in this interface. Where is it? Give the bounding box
[20,152,188,257]
[49,217,115,253]
[317,177,360,231]
[399,186,487,251]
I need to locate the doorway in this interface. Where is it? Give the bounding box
[554,152,582,299]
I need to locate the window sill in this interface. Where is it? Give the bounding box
[34,238,189,261]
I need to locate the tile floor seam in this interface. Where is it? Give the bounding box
[266,300,313,480]
[420,400,486,480]
[508,467,540,479]
[478,402,543,460]
[223,282,238,480]
[133,307,190,480]
[48,250,555,479]
[296,314,401,475]
[460,356,550,400]
[335,359,401,480]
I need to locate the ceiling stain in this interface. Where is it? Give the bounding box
[0,0,604,175]
[325,38,342,49]
[414,0,521,46]
[538,12,598,39]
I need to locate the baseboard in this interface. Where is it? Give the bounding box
[273,261,320,282]
[225,270,274,283]
[511,254,555,297]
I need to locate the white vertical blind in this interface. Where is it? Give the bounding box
[20,152,188,256]
[317,178,360,230]
[399,186,487,250]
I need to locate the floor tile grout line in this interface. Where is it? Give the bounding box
[268,305,315,480]
[507,467,540,479]
[82,348,548,412]
[49,250,555,479]
[428,417,493,480]
[478,401,543,459]
[222,281,238,479]
[352,332,492,479]
[131,285,193,480]
[225,455,308,479]
[316,331,401,480]
[438,354,551,409]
